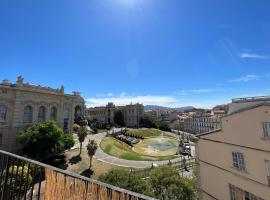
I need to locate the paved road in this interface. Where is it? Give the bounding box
[73,130,195,169]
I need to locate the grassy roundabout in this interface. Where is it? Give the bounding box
[126,129,161,137]
[100,129,179,161]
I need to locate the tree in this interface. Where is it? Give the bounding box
[155,120,171,132]
[114,109,125,127]
[63,133,76,150]
[99,169,152,197]
[77,126,88,155]
[18,120,75,161]
[86,139,98,169]
[140,116,157,128]
[149,167,195,200]
[91,127,98,134]
[73,123,80,132]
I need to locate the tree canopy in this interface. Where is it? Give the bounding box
[99,167,196,199]
[140,116,157,128]
[77,126,88,155]
[18,120,75,161]
[99,169,152,197]
[149,167,195,200]
[113,109,125,127]
[155,120,171,132]
[86,139,98,168]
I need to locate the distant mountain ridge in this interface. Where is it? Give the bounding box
[144,105,195,112]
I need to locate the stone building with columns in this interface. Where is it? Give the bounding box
[0,76,85,152]
[85,102,144,127]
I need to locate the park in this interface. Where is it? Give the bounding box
[15,120,197,199]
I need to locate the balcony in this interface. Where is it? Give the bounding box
[232,95,270,103]
[0,150,155,200]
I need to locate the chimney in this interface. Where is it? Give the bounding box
[16,76,24,86]
[2,79,9,85]
[73,91,81,96]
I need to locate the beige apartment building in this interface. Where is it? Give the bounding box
[85,102,144,127]
[182,115,221,134]
[196,103,270,200]
[0,76,85,152]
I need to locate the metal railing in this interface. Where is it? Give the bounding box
[135,157,195,178]
[232,95,270,103]
[0,150,155,200]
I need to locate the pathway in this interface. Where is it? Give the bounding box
[73,130,195,169]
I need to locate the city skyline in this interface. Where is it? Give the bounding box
[1,0,270,108]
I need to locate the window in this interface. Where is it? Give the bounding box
[0,133,2,147]
[232,152,246,171]
[0,105,7,122]
[229,184,264,200]
[50,107,57,121]
[244,191,264,200]
[229,185,236,200]
[262,122,270,138]
[38,106,46,123]
[23,106,33,123]
[64,108,69,120]
[266,160,270,186]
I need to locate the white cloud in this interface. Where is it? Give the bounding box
[120,92,126,97]
[178,88,223,96]
[96,93,113,97]
[229,75,259,82]
[86,94,181,108]
[239,53,269,59]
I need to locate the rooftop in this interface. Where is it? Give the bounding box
[1,76,82,98]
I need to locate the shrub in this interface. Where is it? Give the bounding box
[99,169,152,197]
[18,121,75,161]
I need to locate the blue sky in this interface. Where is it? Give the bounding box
[1,0,270,108]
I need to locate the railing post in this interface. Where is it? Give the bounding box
[1,156,10,200]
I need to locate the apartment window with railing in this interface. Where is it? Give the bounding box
[232,152,246,171]
[266,160,270,187]
[262,122,270,138]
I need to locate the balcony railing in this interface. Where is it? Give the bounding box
[232,95,270,103]
[0,150,155,200]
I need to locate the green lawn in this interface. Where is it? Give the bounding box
[126,128,161,138]
[100,137,178,161]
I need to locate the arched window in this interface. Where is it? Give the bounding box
[0,105,7,122]
[64,108,69,120]
[23,106,33,123]
[50,107,57,121]
[38,106,46,123]
[75,105,82,119]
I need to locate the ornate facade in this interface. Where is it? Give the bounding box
[0,76,85,152]
[85,102,144,127]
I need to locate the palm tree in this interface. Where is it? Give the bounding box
[77,126,88,155]
[87,139,98,169]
